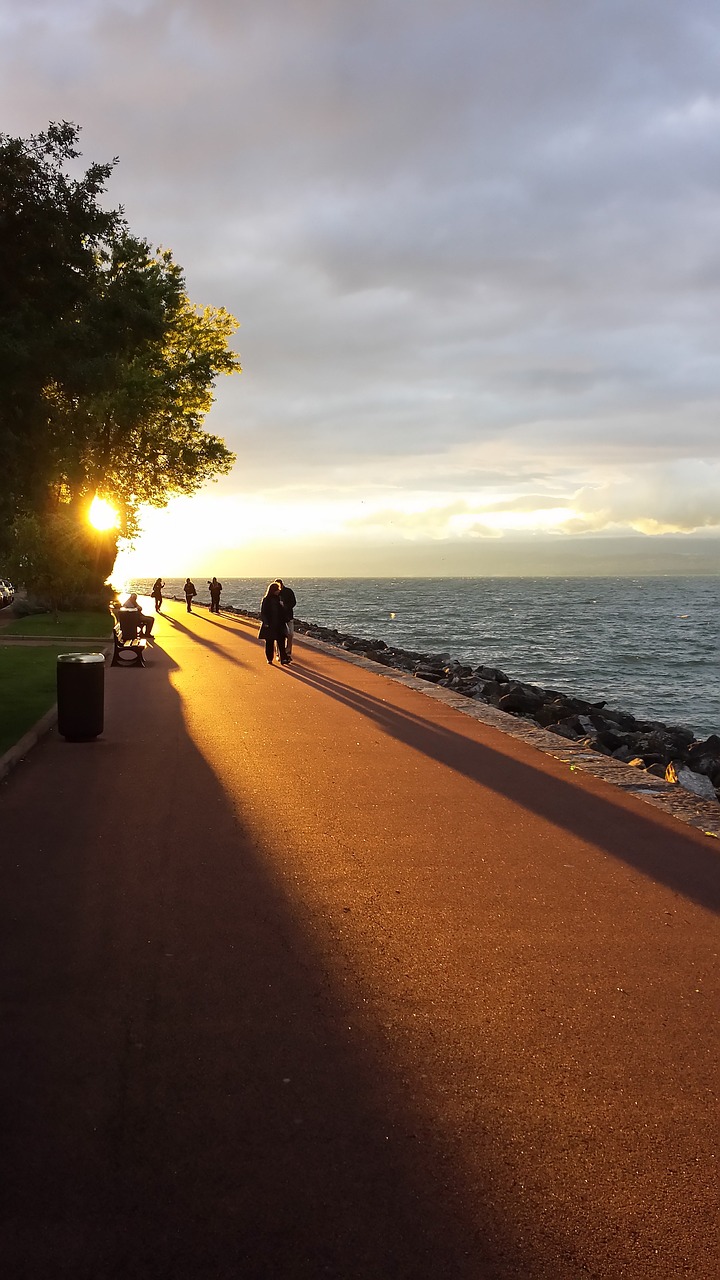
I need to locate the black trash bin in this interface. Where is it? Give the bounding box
[57,652,105,741]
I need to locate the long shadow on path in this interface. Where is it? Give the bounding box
[0,646,531,1280]
[162,611,249,670]
[287,662,720,915]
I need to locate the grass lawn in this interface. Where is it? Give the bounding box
[2,610,110,638]
[0,646,93,756]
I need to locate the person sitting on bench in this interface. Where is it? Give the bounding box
[122,593,154,638]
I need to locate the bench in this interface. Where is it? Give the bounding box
[111,608,148,668]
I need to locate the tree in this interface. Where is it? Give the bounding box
[0,122,240,592]
[5,511,116,615]
[0,123,121,521]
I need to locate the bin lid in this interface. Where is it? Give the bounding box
[57,652,106,664]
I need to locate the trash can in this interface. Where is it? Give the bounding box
[57,652,105,741]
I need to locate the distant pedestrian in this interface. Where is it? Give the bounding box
[275,578,297,660]
[258,581,289,665]
[183,578,197,613]
[151,578,165,612]
[208,577,223,614]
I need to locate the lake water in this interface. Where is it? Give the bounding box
[130,576,720,738]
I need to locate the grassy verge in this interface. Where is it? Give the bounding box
[2,611,110,638]
[0,646,80,755]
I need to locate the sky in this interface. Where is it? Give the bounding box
[2,0,720,577]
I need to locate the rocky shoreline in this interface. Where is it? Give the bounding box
[231,605,720,809]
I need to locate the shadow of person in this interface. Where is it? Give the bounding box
[0,646,524,1279]
[286,661,720,915]
[161,611,249,670]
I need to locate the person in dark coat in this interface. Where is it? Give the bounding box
[122,592,154,638]
[151,578,165,612]
[259,581,288,665]
[183,578,197,612]
[208,577,223,614]
[275,579,297,659]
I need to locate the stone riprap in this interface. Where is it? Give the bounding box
[228,605,720,809]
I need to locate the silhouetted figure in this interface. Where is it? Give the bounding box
[184,578,197,613]
[151,578,165,612]
[122,592,154,638]
[275,579,296,660]
[208,577,223,614]
[259,581,288,665]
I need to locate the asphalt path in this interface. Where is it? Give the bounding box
[0,600,718,1278]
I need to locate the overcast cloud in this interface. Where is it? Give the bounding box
[2,0,719,572]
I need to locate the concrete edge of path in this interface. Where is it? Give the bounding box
[279,620,720,841]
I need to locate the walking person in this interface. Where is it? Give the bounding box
[183,578,197,613]
[275,579,297,660]
[258,581,288,665]
[208,577,223,614]
[151,578,165,612]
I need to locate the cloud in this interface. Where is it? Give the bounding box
[571,459,720,533]
[2,0,720,569]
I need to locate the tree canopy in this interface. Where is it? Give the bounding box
[0,122,240,592]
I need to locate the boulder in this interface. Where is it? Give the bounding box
[684,757,720,784]
[686,734,720,759]
[665,724,696,748]
[535,701,573,727]
[479,680,508,704]
[498,687,544,715]
[577,715,596,735]
[291,619,718,772]
[475,664,510,683]
[665,762,718,801]
[547,722,579,740]
[645,729,676,756]
[597,708,638,731]
[596,728,630,752]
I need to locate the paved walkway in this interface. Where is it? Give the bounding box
[0,601,718,1278]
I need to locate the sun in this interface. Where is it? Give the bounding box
[88,496,119,531]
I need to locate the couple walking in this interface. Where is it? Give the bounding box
[259,579,296,666]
